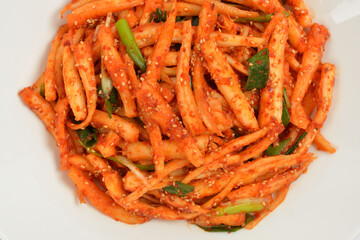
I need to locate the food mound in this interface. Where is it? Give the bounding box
[19,0,335,232]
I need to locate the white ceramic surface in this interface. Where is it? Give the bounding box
[0,0,359,239]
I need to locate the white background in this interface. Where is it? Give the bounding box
[0,0,359,239]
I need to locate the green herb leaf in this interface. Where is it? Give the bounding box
[283,88,291,108]
[156,8,167,22]
[214,198,264,216]
[86,150,148,182]
[282,88,291,127]
[198,214,255,232]
[162,185,180,195]
[266,138,291,156]
[191,16,199,26]
[245,213,255,225]
[40,83,45,98]
[97,85,118,119]
[116,19,147,72]
[104,100,114,118]
[283,10,290,17]
[235,13,274,23]
[107,88,118,117]
[282,99,290,127]
[245,49,270,91]
[136,164,155,171]
[76,126,98,148]
[177,181,194,195]
[282,89,291,126]
[162,181,194,196]
[285,132,307,155]
[198,224,243,232]
[150,8,167,23]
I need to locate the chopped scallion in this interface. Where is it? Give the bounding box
[163,181,194,196]
[283,88,291,108]
[116,19,146,72]
[214,198,264,216]
[235,13,273,23]
[150,8,167,23]
[198,213,255,232]
[285,132,307,155]
[39,83,45,98]
[266,138,291,156]
[97,84,118,119]
[136,164,155,171]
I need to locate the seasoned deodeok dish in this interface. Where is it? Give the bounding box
[19,0,336,232]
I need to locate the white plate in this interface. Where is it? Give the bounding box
[1,0,360,239]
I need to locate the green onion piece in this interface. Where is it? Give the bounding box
[198,224,243,232]
[198,213,254,232]
[156,8,167,22]
[40,83,45,98]
[235,13,274,23]
[162,185,179,195]
[98,61,117,119]
[214,198,264,216]
[97,84,118,119]
[100,63,113,96]
[87,149,154,171]
[116,19,146,72]
[282,88,291,127]
[177,181,194,195]
[283,88,291,108]
[266,138,291,156]
[76,126,98,148]
[245,48,270,91]
[163,181,194,196]
[245,213,255,225]
[150,8,167,23]
[136,164,155,171]
[282,99,290,127]
[283,10,290,17]
[86,149,148,183]
[98,49,117,119]
[285,132,307,155]
[106,88,118,118]
[101,76,113,96]
[109,155,147,182]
